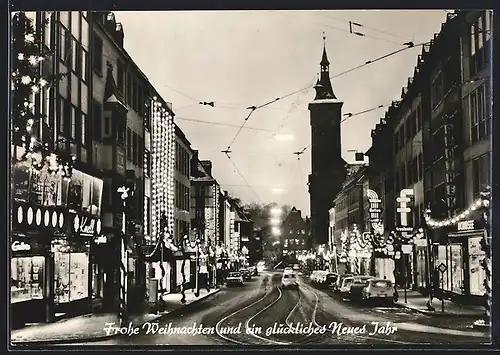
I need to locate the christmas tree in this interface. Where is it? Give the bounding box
[11,11,74,177]
[477,187,491,327]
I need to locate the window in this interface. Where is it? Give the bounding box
[71,11,80,39]
[70,106,77,140]
[92,33,103,74]
[431,71,444,109]
[132,133,138,165]
[126,74,133,106]
[470,85,489,144]
[399,128,405,150]
[127,129,132,161]
[71,37,80,75]
[143,149,151,177]
[104,115,110,136]
[53,240,89,304]
[81,49,88,82]
[117,61,125,93]
[59,25,70,63]
[11,256,45,303]
[43,12,52,49]
[472,153,490,198]
[394,130,399,152]
[81,113,87,146]
[416,105,422,132]
[92,100,102,140]
[137,136,143,167]
[470,11,492,77]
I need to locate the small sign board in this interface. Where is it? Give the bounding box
[414,239,428,247]
[437,262,448,273]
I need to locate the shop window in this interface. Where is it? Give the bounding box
[91,263,104,299]
[53,240,89,304]
[11,256,45,303]
[449,244,464,294]
[469,236,486,296]
[43,12,52,49]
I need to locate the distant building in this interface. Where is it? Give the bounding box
[281,207,309,262]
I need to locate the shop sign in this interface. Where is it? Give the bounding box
[396,189,414,239]
[11,240,31,252]
[457,220,475,232]
[367,189,382,225]
[443,117,456,212]
[94,235,107,244]
[73,214,102,237]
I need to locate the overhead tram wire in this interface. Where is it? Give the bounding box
[311,11,416,42]
[175,116,274,132]
[294,103,390,156]
[275,12,410,47]
[223,153,262,203]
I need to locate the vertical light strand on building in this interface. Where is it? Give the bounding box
[119,197,128,326]
[168,113,175,238]
[151,98,159,243]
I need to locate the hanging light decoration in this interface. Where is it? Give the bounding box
[12,12,73,177]
[424,196,490,229]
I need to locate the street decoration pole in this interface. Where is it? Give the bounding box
[117,186,131,327]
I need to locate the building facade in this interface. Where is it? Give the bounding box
[364,10,492,302]
[308,44,347,247]
[11,11,105,326]
[174,125,192,242]
[281,207,309,263]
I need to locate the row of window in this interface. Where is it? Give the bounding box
[175,141,190,177]
[469,11,492,78]
[394,105,422,152]
[58,96,88,146]
[126,128,144,167]
[430,56,460,111]
[472,153,490,199]
[394,153,424,192]
[59,23,89,83]
[175,180,190,211]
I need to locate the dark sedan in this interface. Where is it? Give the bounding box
[348,276,373,301]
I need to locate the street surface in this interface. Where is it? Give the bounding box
[70,271,489,346]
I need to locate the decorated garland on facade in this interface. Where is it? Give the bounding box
[12,12,74,178]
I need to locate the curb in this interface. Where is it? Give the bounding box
[11,289,222,346]
[395,302,484,318]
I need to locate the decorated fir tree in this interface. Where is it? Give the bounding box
[11,11,73,176]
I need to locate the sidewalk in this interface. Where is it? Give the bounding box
[395,290,485,318]
[11,288,221,345]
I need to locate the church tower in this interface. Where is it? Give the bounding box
[308,38,347,246]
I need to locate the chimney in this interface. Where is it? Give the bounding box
[114,23,124,47]
[166,102,173,111]
[200,160,212,176]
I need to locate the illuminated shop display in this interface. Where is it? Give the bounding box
[150,97,175,242]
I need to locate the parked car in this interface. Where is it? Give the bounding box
[309,270,322,283]
[362,278,397,304]
[325,273,339,289]
[284,267,294,274]
[293,264,300,271]
[338,277,355,298]
[226,272,244,286]
[316,270,330,285]
[240,268,252,281]
[250,266,258,276]
[334,274,354,292]
[348,276,373,301]
[281,272,298,289]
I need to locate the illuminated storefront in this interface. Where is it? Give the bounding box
[11,160,103,326]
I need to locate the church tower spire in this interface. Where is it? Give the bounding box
[314,35,337,100]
